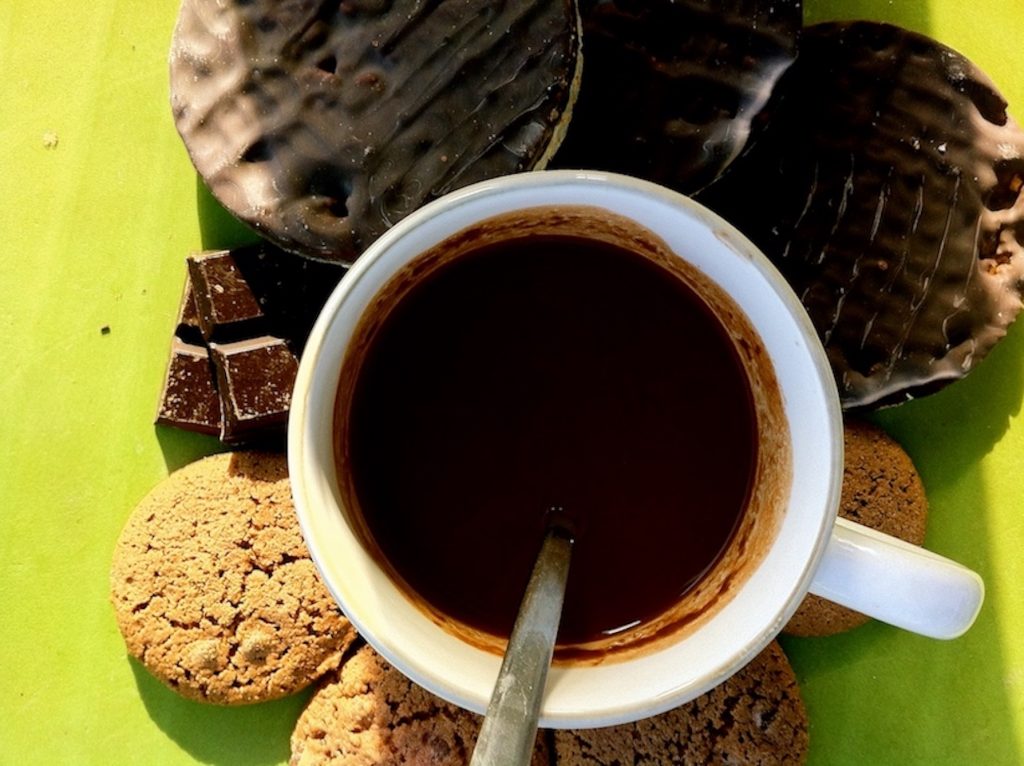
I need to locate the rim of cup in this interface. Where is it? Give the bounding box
[288,170,843,728]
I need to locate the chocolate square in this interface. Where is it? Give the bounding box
[155,338,222,436]
[209,336,299,443]
[188,249,268,342]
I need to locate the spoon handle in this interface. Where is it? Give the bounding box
[470,527,573,766]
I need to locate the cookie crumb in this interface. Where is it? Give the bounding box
[42,131,59,149]
[239,630,273,663]
[185,639,221,671]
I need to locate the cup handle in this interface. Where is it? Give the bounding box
[806,517,984,639]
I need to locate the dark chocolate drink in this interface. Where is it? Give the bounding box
[338,217,759,648]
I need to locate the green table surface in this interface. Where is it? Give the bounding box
[2,1,1022,764]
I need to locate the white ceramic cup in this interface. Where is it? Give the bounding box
[289,170,984,729]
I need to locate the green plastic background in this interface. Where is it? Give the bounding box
[1,1,1022,763]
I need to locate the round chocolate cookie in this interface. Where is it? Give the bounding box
[784,419,929,637]
[552,0,802,193]
[553,641,808,765]
[697,21,1024,408]
[289,644,550,766]
[170,0,581,264]
[110,451,356,704]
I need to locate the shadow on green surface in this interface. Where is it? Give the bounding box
[874,320,1024,496]
[196,177,262,251]
[155,424,225,474]
[131,658,308,766]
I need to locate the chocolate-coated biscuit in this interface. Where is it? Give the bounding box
[289,644,550,766]
[698,21,1024,408]
[784,419,929,637]
[553,641,808,765]
[110,451,356,704]
[170,0,581,264]
[552,0,802,192]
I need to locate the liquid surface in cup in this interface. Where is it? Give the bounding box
[340,228,758,646]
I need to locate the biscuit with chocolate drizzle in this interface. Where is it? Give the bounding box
[699,21,1024,408]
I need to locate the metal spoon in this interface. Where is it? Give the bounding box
[469,523,574,766]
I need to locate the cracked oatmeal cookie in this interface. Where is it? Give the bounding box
[109,451,356,704]
[553,642,807,765]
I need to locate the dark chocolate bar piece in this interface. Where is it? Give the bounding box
[209,336,299,443]
[698,21,1024,408]
[188,249,268,342]
[156,244,346,442]
[155,338,222,436]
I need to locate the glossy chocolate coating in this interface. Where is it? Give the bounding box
[170,0,580,264]
[698,22,1024,408]
[552,0,801,192]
